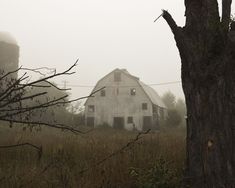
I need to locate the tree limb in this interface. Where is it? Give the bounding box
[0,92,47,109]
[79,129,151,174]
[162,10,181,38]
[0,143,42,159]
[162,10,190,61]
[0,59,98,135]
[20,67,56,77]
[0,119,87,134]
[0,66,22,81]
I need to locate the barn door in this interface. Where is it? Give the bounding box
[143,116,152,131]
[87,117,95,128]
[113,117,124,129]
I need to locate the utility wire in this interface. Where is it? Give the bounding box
[56,81,181,88]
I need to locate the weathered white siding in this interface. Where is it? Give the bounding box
[85,69,165,130]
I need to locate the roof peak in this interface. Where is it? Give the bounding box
[114,68,139,80]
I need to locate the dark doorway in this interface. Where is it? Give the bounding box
[152,113,160,130]
[113,117,124,129]
[87,117,95,128]
[143,116,152,131]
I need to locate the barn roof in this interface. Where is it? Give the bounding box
[138,81,166,108]
[117,69,166,108]
[85,68,167,108]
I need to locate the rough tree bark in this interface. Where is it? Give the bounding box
[162,0,235,187]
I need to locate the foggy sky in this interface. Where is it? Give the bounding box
[1,0,234,100]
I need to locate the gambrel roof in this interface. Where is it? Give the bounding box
[138,81,166,108]
[85,68,166,108]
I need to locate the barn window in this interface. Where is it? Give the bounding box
[153,105,157,113]
[114,72,121,82]
[130,88,136,96]
[127,116,133,124]
[142,103,148,110]
[86,117,95,127]
[88,105,95,112]
[101,90,106,97]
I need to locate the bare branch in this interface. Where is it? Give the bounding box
[161,10,190,61]
[154,12,163,22]
[79,129,151,174]
[20,67,56,76]
[10,59,78,95]
[0,143,42,159]
[0,142,41,151]
[53,86,105,106]
[0,59,97,136]
[43,80,71,91]
[0,94,68,113]
[0,66,22,81]
[162,10,181,37]
[0,91,47,107]
[0,73,29,101]
[19,84,51,88]
[0,119,87,134]
[0,59,78,113]
[0,87,105,120]
[19,158,59,187]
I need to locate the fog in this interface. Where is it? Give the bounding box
[1,0,234,99]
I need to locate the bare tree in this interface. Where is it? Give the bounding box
[158,1,235,187]
[0,59,104,149]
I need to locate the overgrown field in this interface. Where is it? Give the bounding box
[0,125,186,188]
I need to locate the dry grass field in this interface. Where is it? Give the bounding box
[0,124,186,188]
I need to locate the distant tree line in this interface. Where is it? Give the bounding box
[161,91,186,128]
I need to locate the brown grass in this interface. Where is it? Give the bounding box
[0,124,186,188]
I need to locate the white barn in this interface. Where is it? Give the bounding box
[84,69,167,131]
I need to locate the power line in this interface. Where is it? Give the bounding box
[62,80,69,89]
[56,81,182,88]
[148,81,181,86]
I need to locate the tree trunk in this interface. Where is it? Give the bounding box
[162,0,235,187]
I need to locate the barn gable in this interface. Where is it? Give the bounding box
[84,68,167,130]
[85,68,166,108]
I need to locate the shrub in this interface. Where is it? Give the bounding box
[165,110,182,128]
[129,158,181,188]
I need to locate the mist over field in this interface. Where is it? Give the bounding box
[1,0,235,187]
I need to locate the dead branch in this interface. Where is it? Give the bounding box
[18,129,151,187]
[19,158,59,188]
[162,10,182,40]
[20,67,56,76]
[0,86,105,121]
[0,72,28,101]
[154,12,163,22]
[0,118,90,134]
[0,66,22,81]
[0,59,94,135]
[161,10,191,62]
[0,143,42,159]
[0,92,47,109]
[79,129,151,174]
[0,142,41,151]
